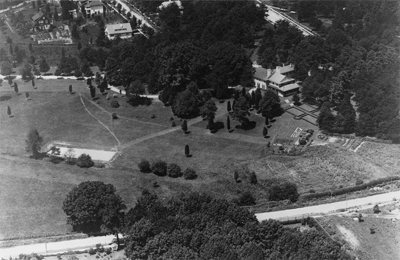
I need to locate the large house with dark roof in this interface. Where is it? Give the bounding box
[31,11,53,32]
[253,63,300,97]
[105,23,133,40]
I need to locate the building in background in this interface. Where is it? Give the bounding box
[105,23,133,40]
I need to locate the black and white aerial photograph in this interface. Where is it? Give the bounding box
[0,0,399,259]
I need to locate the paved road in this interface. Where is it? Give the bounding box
[0,235,117,258]
[256,190,400,222]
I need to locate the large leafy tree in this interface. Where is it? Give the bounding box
[1,61,12,77]
[317,102,335,131]
[259,90,283,119]
[172,89,200,118]
[39,58,50,72]
[63,181,126,246]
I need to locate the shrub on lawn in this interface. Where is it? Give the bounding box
[76,154,94,168]
[233,191,256,206]
[89,248,96,255]
[111,100,120,108]
[105,247,112,255]
[373,204,380,214]
[138,159,151,173]
[151,160,167,176]
[269,182,299,202]
[167,163,182,178]
[183,168,197,180]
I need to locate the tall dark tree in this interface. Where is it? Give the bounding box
[263,127,268,137]
[227,100,231,112]
[233,96,250,126]
[39,58,50,72]
[62,181,126,248]
[227,115,231,131]
[181,119,188,133]
[317,102,335,131]
[25,129,43,159]
[185,144,190,157]
[7,106,11,117]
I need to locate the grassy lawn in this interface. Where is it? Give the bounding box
[319,212,400,260]
[245,144,393,194]
[356,142,400,175]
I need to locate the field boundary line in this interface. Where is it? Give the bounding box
[79,93,121,148]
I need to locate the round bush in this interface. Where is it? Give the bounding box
[138,159,151,173]
[151,160,167,176]
[183,168,197,180]
[167,163,182,178]
[111,100,120,108]
[76,154,94,168]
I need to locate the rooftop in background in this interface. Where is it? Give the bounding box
[31,11,44,22]
[105,23,133,34]
[86,0,103,7]
[159,0,183,10]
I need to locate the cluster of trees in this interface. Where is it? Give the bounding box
[86,1,264,113]
[62,182,351,259]
[258,1,400,142]
[138,158,197,179]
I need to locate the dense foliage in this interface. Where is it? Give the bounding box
[258,2,399,141]
[62,181,126,234]
[123,191,350,259]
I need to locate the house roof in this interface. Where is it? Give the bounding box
[268,71,290,84]
[280,83,300,92]
[277,64,295,74]
[86,0,103,7]
[159,0,183,9]
[32,11,44,22]
[105,23,133,34]
[254,67,273,81]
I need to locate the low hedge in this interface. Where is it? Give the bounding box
[301,176,400,201]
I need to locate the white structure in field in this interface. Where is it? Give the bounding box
[253,63,300,97]
[105,23,133,40]
[159,0,183,10]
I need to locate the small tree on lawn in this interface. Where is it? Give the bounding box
[227,115,231,131]
[181,120,188,133]
[69,85,72,94]
[373,204,380,214]
[227,100,231,112]
[263,127,268,138]
[26,92,30,100]
[14,82,18,94]
[1,61,13,77]
[265,115,269,126]
[151,160,167,176]
[138,159,151,173]
[32,78,35,88]
[185,144,190,157]
[183,168,197,180]
[7,106,11,117]
[8,77,12,85]
[234,170,239,183]
[64,148,76,165]
[90,86,96,99]
[25,129,43,159]
[249,171,257,184]
[76,154,94,168]
[167,163,182,178]
[39,58,50,72]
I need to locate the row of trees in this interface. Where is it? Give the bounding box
[62,183,350,259]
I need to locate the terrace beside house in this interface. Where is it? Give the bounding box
[253,63,300,97]
[105,23,133,40]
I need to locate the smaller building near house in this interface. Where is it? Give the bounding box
[253,63,300,97]
[105,23,133,40]
[84,0,104,16]
[31,11,53,32]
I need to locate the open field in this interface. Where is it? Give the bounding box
[356,141,400,175]
[318,210,400,260]
[244,144,395,193]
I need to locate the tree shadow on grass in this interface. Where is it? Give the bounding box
[210,122,225,133]
[235,121,257,131]
[127,96,153,107]
[0,96,12,102]
[49,156,65,164]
